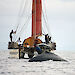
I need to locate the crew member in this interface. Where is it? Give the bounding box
[17,37,22,46]
[17,37,22,59]
[34,36,42,54]
[10,30,16,42]
[45,34,52,44]
[45,34,49,44]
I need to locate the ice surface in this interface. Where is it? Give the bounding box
[0,50,75,75]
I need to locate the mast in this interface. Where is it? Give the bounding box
[23,0,42,47]
[32,0,42,38]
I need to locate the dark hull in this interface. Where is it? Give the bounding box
[29,51,67,62]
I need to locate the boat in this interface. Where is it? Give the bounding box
[8,0,56,59]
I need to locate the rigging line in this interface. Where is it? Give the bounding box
[42,20,45,34]
[18,0,26,17]
[43,4,55,41]
[16,0,32,32]
[15,0,24,31]
[15,0,27,32]
[14,1,32,41]
[43,10,55,41]
[42,10,52,35]
[18,1,32,38]
[43,21,48,34]
[42,11,54,41]
[15,17,31,41]
[42,25,46,34]
[42,11,55,41]
[43,1,52,34]
[21,0,29,17]
[43,1,55,41]
[43,13,52,37]
[42,11,48,33]
[18,13,32,35]
[42,0,48,22]
[20,19,31,37]
[43,1,51,35]
[42,12,50,34]
[15,13,32,41]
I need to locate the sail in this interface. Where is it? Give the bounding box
[32,0,42,37]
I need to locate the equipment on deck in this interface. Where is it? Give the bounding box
[8,0,56,59]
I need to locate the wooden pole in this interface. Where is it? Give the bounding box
[19,45,21,59]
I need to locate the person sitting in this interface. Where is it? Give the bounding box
[34,37,42,54]
[10,30,16,42]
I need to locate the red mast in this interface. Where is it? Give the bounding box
[32,0,42,37]
[23,0,42,47]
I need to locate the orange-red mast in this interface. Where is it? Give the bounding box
[23,0,42,47]
[32,0,42,37]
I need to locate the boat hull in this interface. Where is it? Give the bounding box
[8,42,18,49]
[29,51,66,62]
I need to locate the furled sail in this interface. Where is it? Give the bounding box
[32,0,42,37]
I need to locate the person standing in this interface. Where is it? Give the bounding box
[45,34,49,44]
[17,37,22,59]
[10,30,16,42]
[17,37,22,46]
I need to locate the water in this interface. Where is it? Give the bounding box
[0,50,75,75]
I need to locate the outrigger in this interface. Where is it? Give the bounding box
[8,0,56,59]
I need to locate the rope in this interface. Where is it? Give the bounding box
[17,14,31,37]
[15,13,32,41]
[15,0,25,32]
[42,25,46,34]
[21,0,31,17]
[15,0,29,32]
[14,0,32,41]
[42,11,48,33]
[42,1,55,41]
